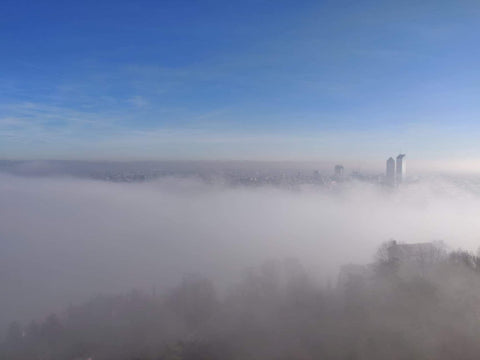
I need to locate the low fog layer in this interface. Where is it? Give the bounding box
[1,173,480,332]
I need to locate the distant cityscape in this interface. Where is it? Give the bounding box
[0,159,409,188]
[332,154,407,187]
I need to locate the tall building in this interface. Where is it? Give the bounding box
[386,157,395,186]
[396,154,406,184]
[334,165,344,178]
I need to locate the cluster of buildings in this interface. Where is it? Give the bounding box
[385,154,406,186]
[331,154,407,186]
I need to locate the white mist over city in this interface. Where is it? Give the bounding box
[3,1,480,359]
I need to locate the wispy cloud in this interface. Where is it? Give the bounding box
[2,98,480,166]
[127,95,148,108]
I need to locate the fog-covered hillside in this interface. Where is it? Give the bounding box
[4,243,480,360]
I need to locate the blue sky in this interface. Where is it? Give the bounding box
[1,0,480,166]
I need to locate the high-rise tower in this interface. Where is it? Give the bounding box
[334,164,344,179]
[396,154,406,184]
[386,157,395,186]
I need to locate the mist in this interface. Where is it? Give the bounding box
[2,172,480,336]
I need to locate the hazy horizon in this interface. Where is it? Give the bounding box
[5,158,480,176]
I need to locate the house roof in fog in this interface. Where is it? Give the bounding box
[387,241,440,263]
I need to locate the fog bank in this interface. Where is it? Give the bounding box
[1,174,480,331]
